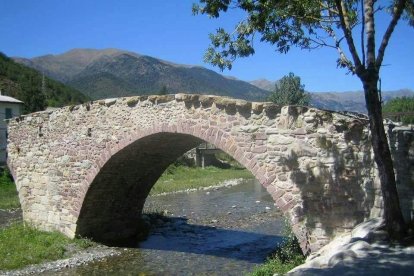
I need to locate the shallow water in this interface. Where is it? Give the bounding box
[43,179,285,275]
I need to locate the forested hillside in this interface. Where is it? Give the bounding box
[15,48,270,101]
[0,53,89,114]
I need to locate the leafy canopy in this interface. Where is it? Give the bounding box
[193,0,414,73]
[268,72,310,105]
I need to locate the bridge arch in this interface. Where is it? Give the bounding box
[8,94,412,254]
[75,121,294,246]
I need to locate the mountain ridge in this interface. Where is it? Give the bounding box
[0,52,89,113]
[14,48,269,101]
[13,49,414,113]
[249,78,414,113]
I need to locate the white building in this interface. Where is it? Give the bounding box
[0,93,23,164]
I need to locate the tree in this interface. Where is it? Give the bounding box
[158,85,168,95]
[268,72,310,105]
[19,76,46,113]
[383,96,414,124]
[193,0,414,239]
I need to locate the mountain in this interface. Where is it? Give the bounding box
[14,48,270,101]
[249,79,275,91]
[311,90,414,113]
[249,78,414,113]
[14,48,139,83]
[0,52,89,113]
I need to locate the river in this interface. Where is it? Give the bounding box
[7,179,286,275]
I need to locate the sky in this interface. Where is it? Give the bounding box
[1,0,413,92]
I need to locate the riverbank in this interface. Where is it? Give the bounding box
[0,166,255,273]
[0,246,120,276]
[2,179,283,275]
[150,166,254,195]
[39,179,284,275]
[0,222,98,272]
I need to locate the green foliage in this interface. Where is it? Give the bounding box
[0,168,19,210]
[158,85,168,95]
[214,151,245,169]
[383,96,414,124]
[250,221,305,275]
[0,222,94,270]
[267,73,310,106]
[151,166,254,195]
[0,52,89,114]
[193,1,413,73]
[193,0,349,70]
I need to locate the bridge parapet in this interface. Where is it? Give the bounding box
[6,94,413,254]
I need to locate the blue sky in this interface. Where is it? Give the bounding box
[1,0,413,92]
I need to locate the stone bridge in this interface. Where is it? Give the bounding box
[7,94,414,254]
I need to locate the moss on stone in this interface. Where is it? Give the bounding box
[126,98,139,107]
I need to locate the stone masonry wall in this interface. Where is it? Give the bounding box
[6,94,413,254]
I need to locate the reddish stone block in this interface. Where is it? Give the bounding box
[266,185,276,194]
[272,189,285,201]
[254,132,267,140]
[252,146,267,153]
[265,174,277,187]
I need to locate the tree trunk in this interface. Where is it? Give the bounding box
[361,72,407,239]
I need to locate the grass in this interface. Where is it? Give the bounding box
[0,163,254,207]
[0,222,94,270]
[250,222,305,276]
[0,164,254,270]
[0,169,20,209]
[150,165,254,195]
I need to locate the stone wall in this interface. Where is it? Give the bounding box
[6,94,413,254]
[389,125,414,223]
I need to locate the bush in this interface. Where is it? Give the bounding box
[0,168,20,209]
[250,221,305,275]
[383,96,414,124]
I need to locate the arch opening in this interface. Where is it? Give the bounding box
[75,131,286,247]
[76,132,204,245]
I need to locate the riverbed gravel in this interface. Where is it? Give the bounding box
[1,178,265,275]
[0,247,121,276]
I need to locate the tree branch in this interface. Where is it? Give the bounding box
[335,0,363,72]
[322,25,355,72]
[364,0,376,69]
[320,2,340,15]
[308,37,337,49]
[376,0,407,68]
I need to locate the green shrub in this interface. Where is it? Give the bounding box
[0,168,20,209]
[250,221,305,275]
[383,96,414,124]
[214,151,245,169]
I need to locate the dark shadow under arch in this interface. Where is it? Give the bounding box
[76,129,294,248]
[76,132,204,245]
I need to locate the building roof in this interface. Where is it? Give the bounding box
[0,95,24,104]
